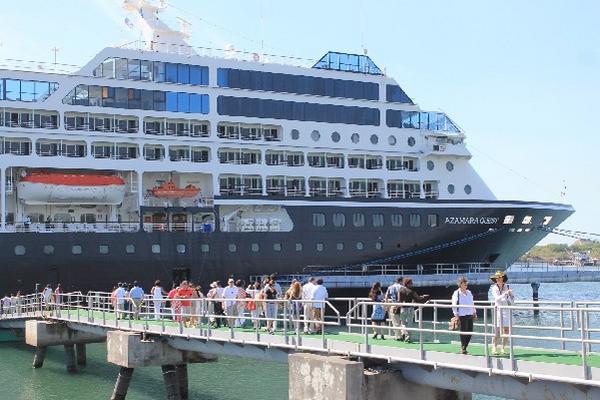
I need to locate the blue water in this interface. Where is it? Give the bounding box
[0,281,596,399]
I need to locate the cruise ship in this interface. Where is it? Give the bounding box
[0,0,574,294]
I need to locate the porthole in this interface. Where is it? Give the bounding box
[228,243,237,252]
[312,213,326,227]
[273,243,282,252]
[427,214,439,227]
[336,242,344,251]
[356,242,364,250]
[352,213,365,227]
[14,245,26,256]
[409,214,421,227]
[200,244,210,252]
[372,214,384,227]
[370,134,379,144]
[464,184,472,195]
[43,245,55,255]
[388,135,397,145]
[375,242,383,250]
[151,244,160,254]
[291,129,300,140]
[72,245,82,255]
[331,131,340,142]
[295,243,303,252]
[446,161,454,171]
[447,184,455,194]
[311,130,321,141]
[99,245,109,254]
[427,160,434,171]
[251,243,260,252]
[351,133,360,144]
[390,214,403,227]
[176,244,186,254]
[316,243,324,252]
[408,136,416,147]
[125,244,136,254]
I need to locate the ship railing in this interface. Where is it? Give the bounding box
[303,263,496,276]
[142,196,214,208]
[5,222,140,233]
[0,58,80,74]
[141,222,214,233]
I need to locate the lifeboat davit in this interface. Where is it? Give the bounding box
[149,181,200,199]
[17,172,126,205]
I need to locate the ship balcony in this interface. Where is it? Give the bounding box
[2,108,59,130]
[8,222,140,233]
[65,112,138,134]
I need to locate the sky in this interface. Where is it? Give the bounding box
[0,0,598,245]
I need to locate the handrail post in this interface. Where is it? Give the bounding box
[433,304,438,343]
[362,302,368,347]
[418,306,424,358]
[559,303,566,350]
[579,309,589,380]
[508,307,515,371]
[586,304,592,353]
[283,300,289,345]
[483,305,490,367]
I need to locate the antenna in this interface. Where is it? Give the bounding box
[51,46,59,65]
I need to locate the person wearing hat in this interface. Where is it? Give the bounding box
[490,270,514,355]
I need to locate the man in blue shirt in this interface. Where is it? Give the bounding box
[129,281,144,320]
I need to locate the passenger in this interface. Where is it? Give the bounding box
[311,279,328,334]
[128,281,144,320]
[175,280,194,326]
[452,277,477,354]
[123,283,131,318]
[369,282,386,340]
[54,283,63,306]
[167,283,178,321]
[151,280,168,320]
[235,280,247,328]
[1,294,10,315]
[284,281,302,330]
[263,279,278,334]
[188,281,199,327]
[206,282,220,328]
[397,278,429,343]
[14,291,22,314]
[194,284,205,325]
[110,285,118,310]
[42,284,54,317]
[384,277,404,340]
[269,274,283,330]
[490,271,514,355]
[248,281,263,329]
[302,277,316,334]
[114,283,127,319]
[222,278,238,328]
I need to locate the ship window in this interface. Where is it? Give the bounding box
[446,161,454,171]
[427,161,434,171]
[291,129,300,140]
[72,245,82,255]
[503,215,514,225]
[335,242,344,251]
[312,213,326,227]
[351,133,360,143]
[228,243,237,252]
[200,244,210,252]
[542,216,552,226]
[448,184,455,194]
[427,214,439,227]
[388,135,396,145]
[332,213,346,227]
[352,213,365,227]
[408,136,416,147]
[165,63,178,83]
[14,245,26,256]
[311,130,321,141]
[464,184,472,195]
[331,131,340,142]
[273,243,282,252]
[409,214,421,227]
[372,214,384,227]
[176,244,186,254]
[370,134,378,144]
[151,244,161,254]
[99,245,109,254]
[390,213,403,227]
[251,243,260,252]
[522,216,533,225]
[43,245,55,255]
[356,242,364,250]
[295,243,303,252]
[125,244,135,254]
[316,243,324,252]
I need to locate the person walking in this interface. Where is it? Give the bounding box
[311,279,328,334]
[235,280,247,327]
[175,281,194,326]
[151,280,168,320]
[263,278,278,333]
[222,278,239,328]
[384,277,404,340]
[284,281,302,330]
[167,283,179,321]
[128,281,144,320]
[369,282,386,339]
[54,284,63,307]
[42,284,54,317]
[206,282,220,328]
[452,277,477,354]
[114,283,127,319]
[397,278,429,342]
[490,271,514,355]
[301,277,316,334]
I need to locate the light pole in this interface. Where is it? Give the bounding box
[51,46,59,65]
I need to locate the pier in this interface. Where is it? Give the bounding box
[1,291,600,400]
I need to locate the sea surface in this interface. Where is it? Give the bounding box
[0,281,597,400]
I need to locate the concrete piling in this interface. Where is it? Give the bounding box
[175,364,189,400]
[110,367,134,400]
[531,282,540,316]
[162,364,181,400]
[32,346,47,368]
[75,343,87,366]
[64,344,77,373]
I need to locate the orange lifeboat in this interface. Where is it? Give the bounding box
[149,181,200,199]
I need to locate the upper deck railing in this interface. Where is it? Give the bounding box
[0,58,80,74]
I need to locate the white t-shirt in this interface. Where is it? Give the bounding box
[114,287,127,305]
[42,287,53,303]
[152,286,164,300]
[222,286,238,307]
[311,285,328,309]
